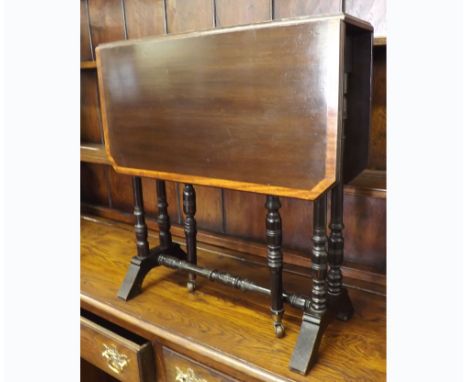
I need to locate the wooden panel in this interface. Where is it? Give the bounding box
[88,0,126,51]
[108,169,134,213]
[97,18,355,200]
[81,217,386,381]
[81,0,93,61]
[343,193,386,273]
[342,25,373,183]
[224,190,265,242]
[81,163,110,207]
[166,0,214,33]
[368,46,386,170]
[124,0,166,38]
[345,0,386,37]
[163,347,237,381]
[274,0,341,19]
[81,71,102,144]
[215,0,271,27]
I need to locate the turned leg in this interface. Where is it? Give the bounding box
[117,177,154,300]
[328,181,354,320]
[265,195,285,338]
[183,184,197,292]
[134,177,150,257]
[156,180,172,250]
[289,194,329,374]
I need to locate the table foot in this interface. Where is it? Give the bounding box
[289,312,328,375]
[117,243,186,301]
[329,287,354,321]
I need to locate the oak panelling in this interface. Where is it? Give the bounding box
[81,163,110,207]
[81,0,93,61]
[343,193,386,273]
[224,190,265,242]
[345,0,386,37]
[123,0,167,38]
[81,71,102,144]
[369,46,386,170]
[280,197,314,252]
[88,0,126,52]
[273,0,341,19]
[108,169,133,212]
[166,0,214,33]
[178,185,224,233]
[215,0,271,27]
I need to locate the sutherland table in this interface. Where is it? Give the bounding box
[95,13,373,375]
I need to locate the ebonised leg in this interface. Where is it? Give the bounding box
[265,195,285,338]
[328,181,354,321]
[183,184,197,292]
[289,194,330,374]
[156,180,186,258]
[118,177,155,300]
[118,178,187,300]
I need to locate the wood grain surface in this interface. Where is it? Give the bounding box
[81,216,386,381]
[97,17,352,200]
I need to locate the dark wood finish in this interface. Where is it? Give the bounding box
[96,15,372,200]
[310,195,328,313]
[290,194,329,374]
[265,195,284,337]
[117,177,187,300]
[123,0,166,38]
[81,71,102,144]
[166,0,214,33]
[81,316,155,381]
[133,177,150,258]
[82,202,387,291]
[183,184,197,291]
[274,0,341,19]
[156,180,172,249]
[345,0,386,38]
[88,0,127,53]
[81,163,110,207]
[178,185,223,233]
[81,216,386,381]
[80,0,93,61]
[328,182,354,321]
[81,1,386,286]
[369,46,387,170]
[215,0,271,27]
[341,23,373,183]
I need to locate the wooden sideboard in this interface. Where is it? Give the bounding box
[81,216,385,381]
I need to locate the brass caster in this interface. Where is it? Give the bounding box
[274,322,285,338]
[187,280,196,292]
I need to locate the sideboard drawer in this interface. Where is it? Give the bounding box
[81,315,155,381]
[162,347,237,382]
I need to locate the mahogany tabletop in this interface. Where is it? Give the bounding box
[97,14,372,200]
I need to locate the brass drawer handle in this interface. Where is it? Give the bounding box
[175,367,207,382]
[102,344,129,374]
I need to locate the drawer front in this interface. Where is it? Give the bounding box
[162,347,237,382]
[80,316,155,382]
